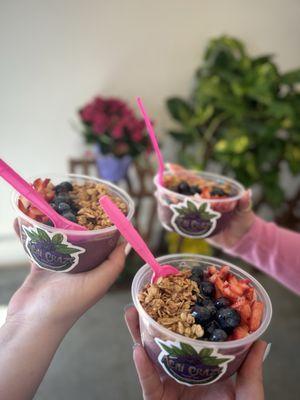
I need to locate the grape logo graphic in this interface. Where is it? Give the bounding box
[155,339,234,386]
[170,199,220,238]
[22,226,85,272]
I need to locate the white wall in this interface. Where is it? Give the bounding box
[1,0,300,264]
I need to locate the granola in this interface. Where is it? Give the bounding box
[70,182,128,230]
[138,270,204,339]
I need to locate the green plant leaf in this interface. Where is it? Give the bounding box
[52,233,64,245]
[169,130,196,144]
[55,244,80,255]
[36,228,51,242]
[281,68,300,85]
[187,200,197,213]
[180,342,198,356]
[166,98,194,124]
[199,348,214,358]
[160,343,184,357]
[24,228,40,241]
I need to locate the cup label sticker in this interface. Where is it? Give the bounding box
[170,199,221,238]
[22,226,85,272]
[155,339,234,386]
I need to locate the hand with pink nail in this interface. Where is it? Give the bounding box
[207,190,255,249]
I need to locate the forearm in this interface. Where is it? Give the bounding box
[0,319,71,400]
[227,216,300,295]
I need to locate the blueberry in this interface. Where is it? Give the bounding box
[190,266,204,285]
[192,305,212,325]
[216,307,241,333]
[214,297,231,309]
[55,181,73,194]
[62,211,77,222]
[190,185,202,195]
[209,329,228,342]
[54,193,72,205]
[199,281,215,298]
[177,181,191,195]
[210,186,227,196]
[57,202,71,214]
[202,298,217,316]
[50,202,58,212]
[204,320,220,337]
[44,220,54,227]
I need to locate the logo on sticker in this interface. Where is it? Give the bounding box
[170,199,220,238]
[155,339,234,386]
[22,226,85,272]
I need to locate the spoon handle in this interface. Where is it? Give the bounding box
[137,97,165,186]
[99,195,161,274]
[0,159,58,222]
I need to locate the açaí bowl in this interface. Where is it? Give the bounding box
[132,254,272,386]
[154,171,245,239]
[12,173,135,273]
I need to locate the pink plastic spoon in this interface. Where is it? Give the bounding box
[99,195,178,282]
[137,97,165,186]
[0,159,87,231]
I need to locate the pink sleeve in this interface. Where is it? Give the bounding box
[226,216,300,295]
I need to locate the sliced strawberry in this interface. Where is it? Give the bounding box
[233,325,249,339]
[249,301,264,332]
[33,178,43,191]
[219,266,230,279]
[239,303,252,324]
[231,296,246,309]
[45,191,55,202]
[201,187,211,199]
[28,206,44,218]
[245,287,256,302]
[209,266,217,275]
[42,178,50,188]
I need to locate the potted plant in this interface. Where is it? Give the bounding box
[166,35,300,229]
[79,96,150,181]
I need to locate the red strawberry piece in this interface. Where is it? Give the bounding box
[209,266,217,275]
[233,325,249,339]
[249,301,264,332]
[219,266,230,279]
[201,187,211,199]
[239,303,252,324]
[245,287,256,302]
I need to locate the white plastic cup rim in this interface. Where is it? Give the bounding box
[132,253,272,350]
[11,173,135,236]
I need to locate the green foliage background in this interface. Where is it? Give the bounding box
[166,36,300,224]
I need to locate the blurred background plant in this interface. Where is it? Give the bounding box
[166,35,300,229]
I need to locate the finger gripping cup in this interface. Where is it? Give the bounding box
[154,171,245,239]
[12,173,135,273]
[132,254,272,386]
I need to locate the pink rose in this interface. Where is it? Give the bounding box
[111,122,124,139]
[92,115,108,134]
[131,130,143,142]
[79,103,95,123]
